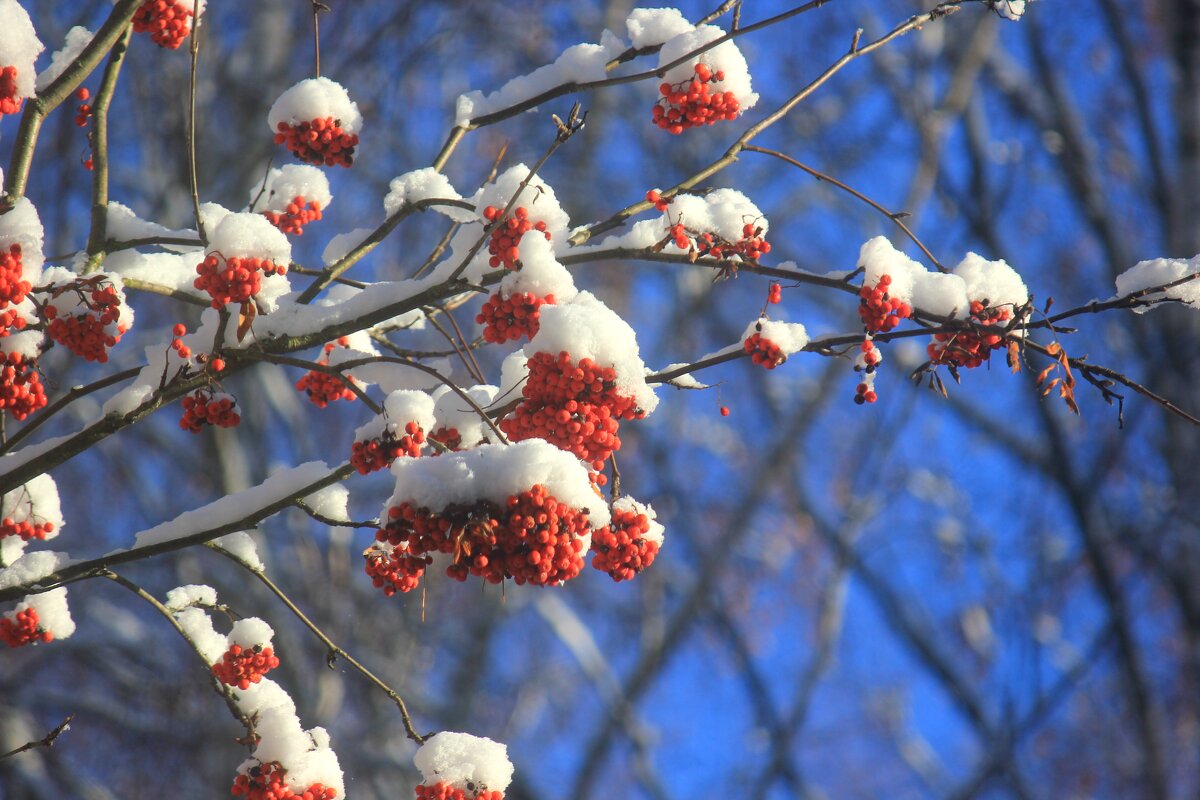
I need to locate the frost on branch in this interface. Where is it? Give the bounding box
[0,0,43,118]
[36,26,93,92]
[454,29,624,126]
[363,439,610,595]
[414,731,514,800]
[255,165,332,236]
[591,496,665,582]
[1,587,74,648]
[1114,255,1200,313]
[384,167,474,222]
[269,77,362,168]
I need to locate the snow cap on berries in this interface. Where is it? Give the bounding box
[1115,255,1200,313]
[414,731,515,795]
[226,617,274,650]
[245,706,345,797]
[384,167,473,221]
[742,317,809,354]
[912,271,969,319]
[268,76,362,135]
[386,439,611,529]
[174,606,228,662]
[357,389,436,442]
[0,197,46,278]
[208,211,291,264]
[669,188,767,248]
[475,164,572,240]
[254,164,332,214]
[626,7,693,48]
[953,252,1028,310]
[658,23,758,111]
[525,291,659,414]
[430,384,501,449]
[857,237,921,305]
[0,474,64,560]
[5,586,75,641]
[0,0,43,110]
[613,496,664,546]
[36,26,93,92]
[498,234,578,301]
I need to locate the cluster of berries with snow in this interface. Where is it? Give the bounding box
[500,351,642,482]
[858,274,912,334]
[743,331,785,369]
[180,389,240,432]
[927,299,1014,369]
[132,0,203,50]
[296,340,358,408]
[0,352,46,421]
[351,421,426,475]
[264,197,322,236]
[483,206,551,270]
[1,476,62,545]
[269,78,362,168]
[212,642,280,691]
[350,390,434,475]
[590,498,663,582]
[0,0,40,118]
[653,62,741,134]
[231,762,337,800]
[476,290,555,343]
[195,253,286,309]
[370,483,592,590]
[0,590,74,648]
[257,165,332,236]
[413,732,513,800]
[740,317,809,371]
[44,280,128,363]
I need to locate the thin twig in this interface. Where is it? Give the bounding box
[0,715,74,761]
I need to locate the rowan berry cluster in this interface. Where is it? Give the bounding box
[263,196,323,236]
[743,332,786,369]
[274,118,358,168]
[350,420,426,474]
[0,607,49,648]
[667,220,770,265]
[231,762,338,800]
[499,351,644,481]
[180,389,240,432]
[0,66,23,117]
[369,484,592,592]
[0,244,32,308]
[858,274,912,334]
[0,352,47,421]
[653,62,741,134]
[482,206,551,270]
[415,783,503,800]
[74,87,92,127]
[768,282,782,305]
[428,426,463,452]
[853,336,882,405]
[476,290,555,343]
[364,547,429,596]
[0,516,55,542]
[296,342,357,407]
[132,0,196,50]
[927,300,1013,368]
[194,253,286,308]
[590,505,660,582]
[211,643,280,691]
[45,284,126,363]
